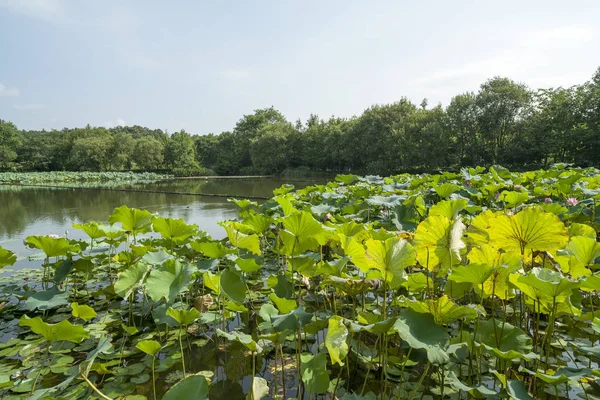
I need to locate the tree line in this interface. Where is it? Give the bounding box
[1,68,599,176]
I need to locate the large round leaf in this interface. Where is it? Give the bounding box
[162,375,209,400]
[0,246,17,268]
[487,207,568,254]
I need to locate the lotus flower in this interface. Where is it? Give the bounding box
[566,197,579,206]
[544,197,552,204]
[514,185,521,191]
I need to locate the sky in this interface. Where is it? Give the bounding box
[0,0,599,134]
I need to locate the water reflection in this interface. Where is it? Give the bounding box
[0,178,320,266]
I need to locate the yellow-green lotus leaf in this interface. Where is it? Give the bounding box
[414,215,465,273]
[487,207,568,254]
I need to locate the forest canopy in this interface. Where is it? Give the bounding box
[1,68,599,176]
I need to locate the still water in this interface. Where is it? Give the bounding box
[0,178,320,269]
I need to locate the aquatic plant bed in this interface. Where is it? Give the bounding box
[0,165,599,399]
[0,171,172,185]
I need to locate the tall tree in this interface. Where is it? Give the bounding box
[475,77,532,164]
[164,130,198,170]
[0,120,22,170]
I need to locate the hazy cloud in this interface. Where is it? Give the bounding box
[0,0,66,24]
[13,103,45,110]
[0,83,20,97]
[103,118,126,128]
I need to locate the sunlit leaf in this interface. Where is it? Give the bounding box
[19,315,89,343]
[325,316,348,366]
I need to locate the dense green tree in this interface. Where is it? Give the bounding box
[109,131,136,170]
[0,120,22,170]
[69,135,112,171]
[164,130,198,170]
[134,136,165,171]
[250,121,295,174]
[233,107,287,172]
[474,77,532,164]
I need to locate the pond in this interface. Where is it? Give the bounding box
[0,178,321,271]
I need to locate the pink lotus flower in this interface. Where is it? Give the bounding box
[544,197,552,204]
[514,185,521,191]
[465,180,472,187]
[567,198,579,206]
[325,213,332,220]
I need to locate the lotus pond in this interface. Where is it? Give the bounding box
[0,165,599,400]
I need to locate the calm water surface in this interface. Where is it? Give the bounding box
[0,178,321,269]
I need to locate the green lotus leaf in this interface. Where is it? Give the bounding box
[449,263,494,285]
[325,315,348,366]
[519,366,592,386]
[109,205,153,235]
[25,287,69,311]
[162,375,209,400]
[141,249,172,265]
[476,319,531,356]
[568,223,597,239]
[25,235,80,258]
[366,195,403,208]
[220,221,261,255]
[220,269,246,303]
[565,236,600,270]
[72,221,108,240]
[19,315,89,343]
[216,329,262,353]
[136,340,161,356]
[269,293,296,314]
[190,240,232,258]
[114,262,149,299]
[146,259,195,304]
[487,207,568,254]
[434,182,460,198]
[392,309,450,364]
[501,191,529,208]
[242,213,273,234]
[335,174,358,185]
[414,215,465,272]
[70,302,97,322]
[506,380,533,400]
[399,295,482,325]
[465,210,498,246]
[275,195,297,216]
[581,274,600,292]
[235,257,263,273]
[152,216,198,245]
[513,268,579,303]
[300,352,330,394]
[429,199,468,220]
[271,306,313,332]
[446,371,500,398]
[246,377,269,400]
[228,198,258,209]
[166,307,200,326]
[202,271,221,295]
[0,246,17,268]
[364,237,415,283]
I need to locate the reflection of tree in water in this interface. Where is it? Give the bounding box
[0,179,322,238]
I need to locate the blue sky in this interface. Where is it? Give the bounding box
[1,0,599,134]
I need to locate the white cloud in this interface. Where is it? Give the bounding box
[0,0,65,24]
[103,118,127,128]
[414,24,599,100]
[13,103,45,110]
[0,83,20,97]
